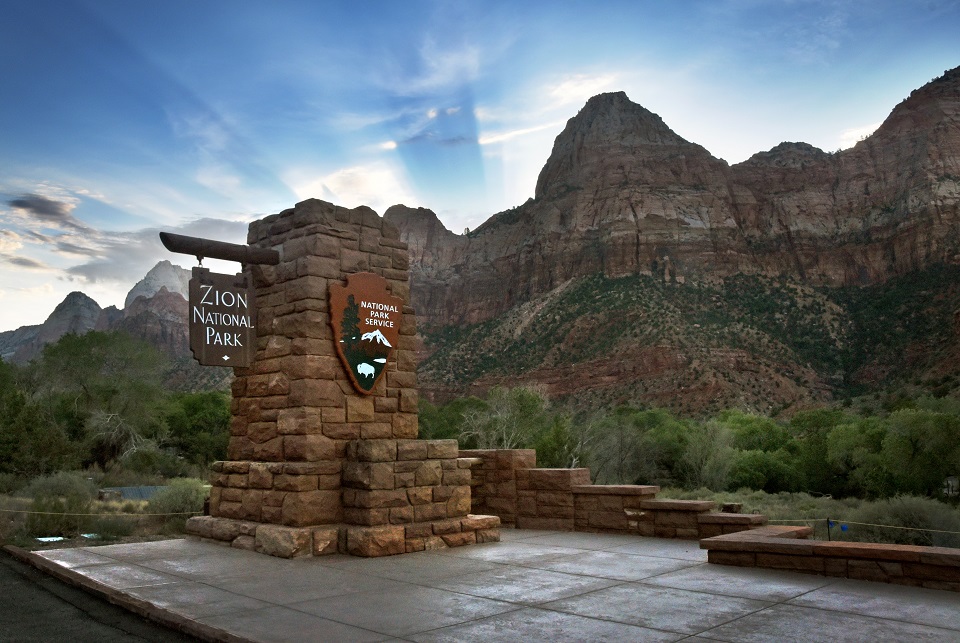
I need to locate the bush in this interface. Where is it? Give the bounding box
[18,471,97,538]
[146,478,206,533]
[120,448,190,478]
[88,514,136,541]
[20,471,96,502]
[845,495,960,547]
[0,473,26,495]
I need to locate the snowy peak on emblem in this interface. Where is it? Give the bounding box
[361,329,392,347]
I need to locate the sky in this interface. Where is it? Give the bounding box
[1,0,958,331]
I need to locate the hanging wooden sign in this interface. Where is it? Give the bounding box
[329,272,403,394]
[188,267,257,367]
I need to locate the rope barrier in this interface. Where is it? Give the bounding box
[0,508,201,517]
[766,517,960,536]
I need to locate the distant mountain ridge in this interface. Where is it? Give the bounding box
[5,68,960,412]
[383,67,960,412]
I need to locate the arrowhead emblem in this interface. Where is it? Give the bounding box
[329,272,403,395]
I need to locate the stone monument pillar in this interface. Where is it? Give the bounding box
[186,199,499,557]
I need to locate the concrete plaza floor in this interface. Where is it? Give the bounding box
[25,528,960,642]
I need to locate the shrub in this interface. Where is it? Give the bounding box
[845,495,960,547]
[20,471,96,502]
[18,471,97,538]
[146,478,206,533]
[88,514,136,541]
[0,473,26,495]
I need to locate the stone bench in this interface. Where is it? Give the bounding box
[700,525,960,592]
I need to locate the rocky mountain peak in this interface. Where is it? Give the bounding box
[9,290,102,363]
[383,204,467,276]
[739,142,831,169]
[124,259,191,309]
[535,91,715,200]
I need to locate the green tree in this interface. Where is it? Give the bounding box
[0,359,79,477]
[881,409,960,496]
[789,409,851,495]
[590,407,689,486]
[719,410,792,452]
[826,417,892,497]
[165,391,230,465]
[459,386,553,449]
[728,449,802,493]
[35,332,169,468]
[679,420,734,491]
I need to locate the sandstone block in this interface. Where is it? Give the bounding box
[414,503,448,522]
[462,515,500,530]
[356,422,390,439]
[397,440,428,461]
[441,531,476,548]
[322,422,361,440]
[446,487,472,517]
[273,474,318,492]
[415,461,443,486]
[346,525,405,557]
[248,463,273,489]
[405,523,433,539]
[256,524,313,558]
[231,535,257,551]
[390,506,414,524]
[426,440,459,459]
[289,379,343,407]
[281,490,340,526]
[284,434,335,461]
[343,507,390,526]
[312,527,340,555]
[476,529,500,543]
[346,396,375,422]
[252,436,284,461]
[277,408,321,435]
[419,536,445,550]
[442,469,471,486]
[392,413,419,438]
[349,489,409,509]
[407,488,432,505]
[349,439,397,462]
[394,472,416,488]
[342,462,395,490]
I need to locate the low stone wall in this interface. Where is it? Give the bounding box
[701,526,960,592]
[573,485,658,532]
[516,468,592,530]
[191,438,501,558]
[461,449,535,525]
[188,513,499,558]
[461,450,765,540]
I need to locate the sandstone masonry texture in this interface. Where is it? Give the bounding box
[187,199,499,557]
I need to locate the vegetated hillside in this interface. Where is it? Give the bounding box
[390,68,960,332]
[393,67,960,413]
[418,263,960,416]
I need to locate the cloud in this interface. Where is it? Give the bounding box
[2,255,50,270]
[547,73,619,108]
[838,122,881,149]
[479,120,566,145]
[290,162,418,214]
[398,39,481,96]
[0,230,23,254]
[64,217,250,284]
[7,194,90,232]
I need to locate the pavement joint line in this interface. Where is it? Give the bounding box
[778,581,960,631]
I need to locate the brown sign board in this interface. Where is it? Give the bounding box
[329,272,404,394]
[189,267,257,367]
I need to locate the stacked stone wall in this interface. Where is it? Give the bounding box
[187,199,499,557]
[460,448,535,525]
